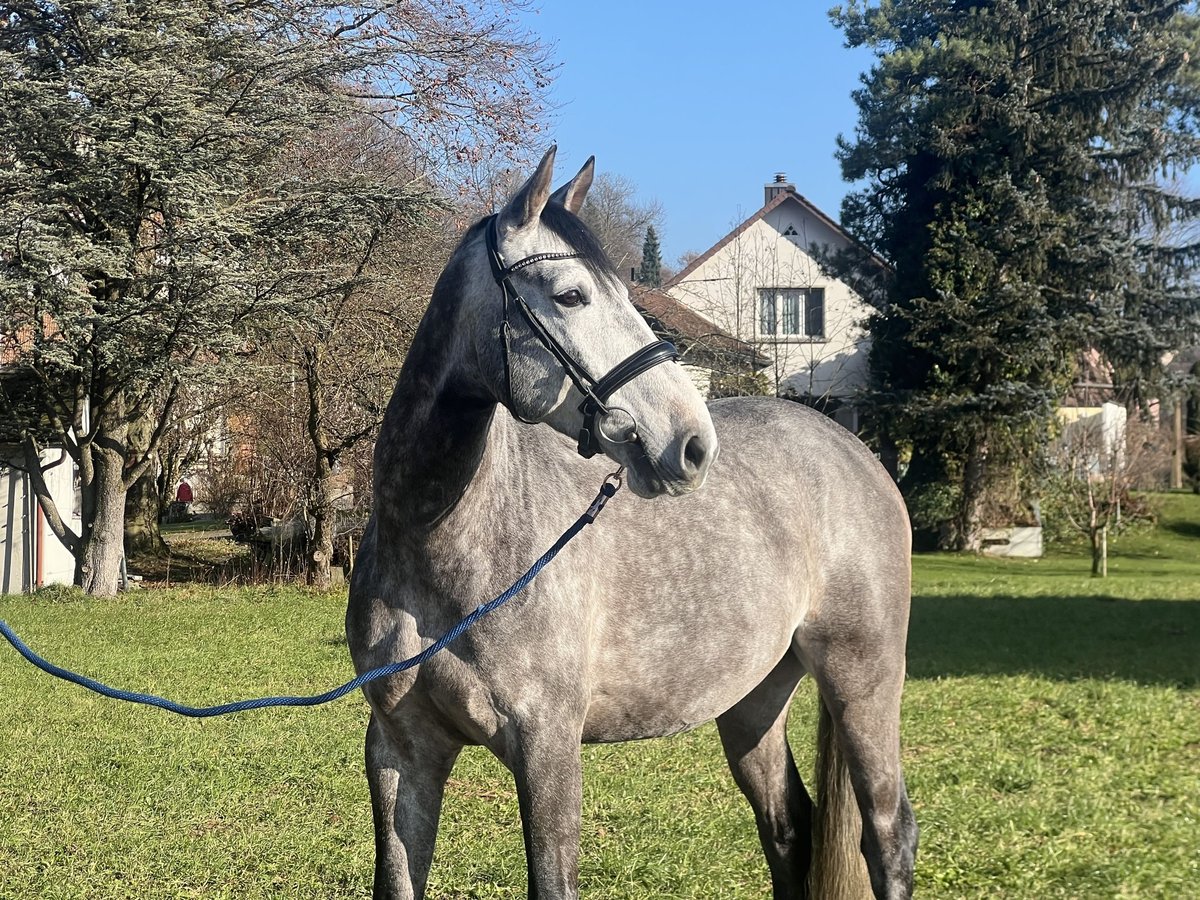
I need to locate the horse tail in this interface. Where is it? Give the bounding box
[809,694,873,899]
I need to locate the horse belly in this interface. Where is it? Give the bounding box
[580,587,802,743]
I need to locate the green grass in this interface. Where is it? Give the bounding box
[161,517,233,535]
[2,496,1198,898]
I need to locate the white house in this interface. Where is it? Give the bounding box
[0,365,80,593]
[665,174,887,430]
[0,446,78,593]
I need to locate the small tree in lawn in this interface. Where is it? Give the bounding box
[637,226,663,288]
[1045,413,1166,577]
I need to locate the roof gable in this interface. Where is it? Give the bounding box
[666,190,890,290]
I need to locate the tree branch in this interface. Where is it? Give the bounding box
[21,435,81,555]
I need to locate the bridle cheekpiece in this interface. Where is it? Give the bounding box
[484,214,679,459]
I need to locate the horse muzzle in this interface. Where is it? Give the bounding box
[611,424,718,499]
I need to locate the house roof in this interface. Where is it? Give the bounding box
[664,188,891,291]
[631,285,769,369]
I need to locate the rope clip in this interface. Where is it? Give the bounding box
[585,467,624,522]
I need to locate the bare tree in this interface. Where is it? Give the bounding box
[578,173,665,276]
[254,117,451,587]
[1045,412,1170,576]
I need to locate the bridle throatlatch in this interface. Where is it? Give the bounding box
[485,215,679,458]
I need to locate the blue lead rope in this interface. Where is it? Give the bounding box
[0,475,622,719]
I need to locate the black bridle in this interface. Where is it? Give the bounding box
[484,215,679,459]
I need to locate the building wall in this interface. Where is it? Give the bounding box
[0,449,79,593]
[1057,402,1128,475]
[667,201,872,401]
[0,456,34,593]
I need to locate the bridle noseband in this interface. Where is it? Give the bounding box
[484,214,679,459]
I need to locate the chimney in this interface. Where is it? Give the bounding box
[765,172,794,206]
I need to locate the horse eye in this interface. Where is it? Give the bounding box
[553,289,585,308]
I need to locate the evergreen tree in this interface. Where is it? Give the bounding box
[638,225,663,287]
[831,0,1200,550]
[0,0,549,594]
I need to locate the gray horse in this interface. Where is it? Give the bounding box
[347,148,917,900]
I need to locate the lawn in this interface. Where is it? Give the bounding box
[1,495,1197,898]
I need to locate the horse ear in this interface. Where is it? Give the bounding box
[549,156,595,214]
[497,146,557,233]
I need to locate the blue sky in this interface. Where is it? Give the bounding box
[517,2,874,266]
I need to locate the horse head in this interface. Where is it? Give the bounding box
[466,147,718,498]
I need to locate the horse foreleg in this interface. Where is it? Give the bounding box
[366,713,462,900]
[717,651,813,900]
[505,723,584,900]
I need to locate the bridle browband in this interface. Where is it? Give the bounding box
[484,214,679,459]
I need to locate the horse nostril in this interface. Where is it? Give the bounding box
[682,434,709,475]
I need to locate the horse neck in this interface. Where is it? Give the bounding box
[372,263,511,538]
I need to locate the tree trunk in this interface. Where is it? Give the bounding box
[877,432,900,482]
[1171,400,1183,490]
[124,409,166,556]
[124,466,166,556]
[306,458,336,589]
[957,432,990,552]
[78,438,128,596]
[303,343,334,589]
[1089,527,1107,578]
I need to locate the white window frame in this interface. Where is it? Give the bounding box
[757,288,825,340]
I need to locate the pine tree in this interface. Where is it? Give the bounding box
[831,0,1200,550]
[637,225,663,287]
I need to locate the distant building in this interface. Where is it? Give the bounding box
[0,367,79,592]
[664,174,889,431]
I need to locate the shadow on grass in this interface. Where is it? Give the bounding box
[1163,518,1200,541]
[908,594,1200,686]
